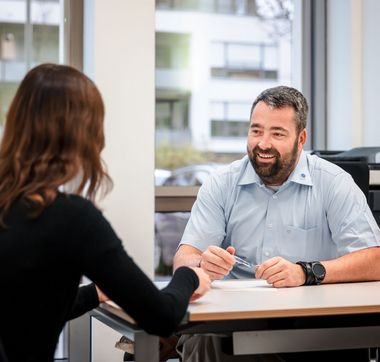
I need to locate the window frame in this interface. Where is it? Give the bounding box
[63,0,83,69]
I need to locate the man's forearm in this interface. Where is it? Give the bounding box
[323,246,380,283]
[173,245,202,271]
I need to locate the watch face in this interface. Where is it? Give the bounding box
[312,263,326,279]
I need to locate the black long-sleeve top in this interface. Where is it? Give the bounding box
[0,194,198,362]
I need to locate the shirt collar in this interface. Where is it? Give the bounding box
[287,151,313,186]
[237,151,313,187]
[237,156,262,186]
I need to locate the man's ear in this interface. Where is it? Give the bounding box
[298,129,306,147]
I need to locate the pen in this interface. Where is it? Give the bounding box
[233,255,256,269]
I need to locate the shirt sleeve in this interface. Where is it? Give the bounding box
[67,283,99,321]
[179,173,228,251]
[326,172,380,255]
[73,203,199,337]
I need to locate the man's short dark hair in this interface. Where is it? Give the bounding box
[250,86,308,134]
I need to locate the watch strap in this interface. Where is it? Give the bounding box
[296,261,314,285]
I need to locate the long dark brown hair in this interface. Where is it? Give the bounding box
[0,63,112,226]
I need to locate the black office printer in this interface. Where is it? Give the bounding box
[311,147,380,226]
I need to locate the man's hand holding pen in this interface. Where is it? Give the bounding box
[199,245,237,280]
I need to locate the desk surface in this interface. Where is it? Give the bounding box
[101,280,380,324]
[186,280,380,321]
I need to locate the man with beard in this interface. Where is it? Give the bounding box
[173,86,380,361]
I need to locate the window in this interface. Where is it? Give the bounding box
[156,32,191,147]
[211,120,248,137]
[156,0,258,16]
[0,0,66,126]
[210,101,250,137]
[156,97,190,146]
[210,41,278,80]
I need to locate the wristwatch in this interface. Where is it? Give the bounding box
[296,261,326,285]
[310,261,326,285]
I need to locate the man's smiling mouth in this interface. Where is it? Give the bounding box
[257,153,275,159]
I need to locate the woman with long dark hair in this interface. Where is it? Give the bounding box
[0,63,211,362]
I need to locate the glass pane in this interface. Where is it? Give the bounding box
[211,120,248,137]
[173,0,199,11]
[31,0,60,66]
[156,102,172,129]
[32,24,59,65]
[0,0,62,127]
[0,24,25,81]
[0,0,26,125]
[0,0,26,22]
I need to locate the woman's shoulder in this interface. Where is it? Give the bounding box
[52,193,99,217]
[44,193,107,234]
[56,192,92,205]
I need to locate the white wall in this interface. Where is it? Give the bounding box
[327,0,380,150]
[84,1,155,361]
[327,0,361,150]
[87,0,155,275]
[363,0,380,146]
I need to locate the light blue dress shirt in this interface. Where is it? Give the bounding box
[180,151,380,278]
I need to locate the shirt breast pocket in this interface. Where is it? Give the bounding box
[280,225,321,262]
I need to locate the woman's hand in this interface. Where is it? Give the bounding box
[189,267,212,302]
[95,285,109,303]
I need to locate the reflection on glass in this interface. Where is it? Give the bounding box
[32,0,60,68]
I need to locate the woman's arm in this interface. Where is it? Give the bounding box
[67,283,99,320]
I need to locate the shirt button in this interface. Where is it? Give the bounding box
[264,251,270,257]
[273,195,278,199]
[268,223,273,228]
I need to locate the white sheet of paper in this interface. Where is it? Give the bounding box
[211,279,277,291]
